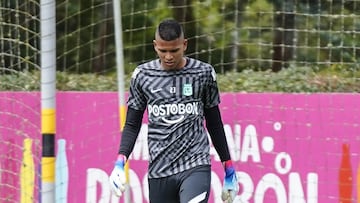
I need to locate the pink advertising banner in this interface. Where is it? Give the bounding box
[0,92,359,203]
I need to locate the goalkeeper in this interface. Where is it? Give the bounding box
[109,19,238,203]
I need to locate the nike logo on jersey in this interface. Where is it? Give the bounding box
[150,88,162,93]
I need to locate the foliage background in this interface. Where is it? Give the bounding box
[1,0,359,92]
[1,67,359,92]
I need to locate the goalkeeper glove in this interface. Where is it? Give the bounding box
[221,160,238,203]
[109,154,127,196]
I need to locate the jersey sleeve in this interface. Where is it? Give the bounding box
[205,105,231,162]
[127,67,147,111]
[118,107,144,158]
[203,66,221,108]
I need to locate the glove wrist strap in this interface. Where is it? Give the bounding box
[115,154,126,167]
[224,160,233,169]
[117,154,127,162]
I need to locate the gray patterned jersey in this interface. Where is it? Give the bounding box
[128,57,220,178]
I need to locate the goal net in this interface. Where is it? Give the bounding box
[1,1,359,75]
[0,0,359,202]
[0,0,41,202]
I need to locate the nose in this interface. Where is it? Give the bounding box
[165,52,173,60]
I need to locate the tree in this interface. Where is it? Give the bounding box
[271,0,295,72]
[168,0,197,56]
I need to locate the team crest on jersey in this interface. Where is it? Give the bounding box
[183,84,192,96]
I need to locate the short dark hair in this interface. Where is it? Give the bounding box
[157,19,184,41]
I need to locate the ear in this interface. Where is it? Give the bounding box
[153,40,157,50]
[183,39,188,51]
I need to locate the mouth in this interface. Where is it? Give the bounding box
[161,61,176,69]
[164,61,174,66]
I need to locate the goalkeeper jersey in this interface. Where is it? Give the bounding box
[127,57,220,178]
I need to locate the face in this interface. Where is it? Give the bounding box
[153,35,187,70]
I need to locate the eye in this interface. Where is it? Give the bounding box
[157,48,179,53]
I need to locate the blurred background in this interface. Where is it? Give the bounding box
[1,1,360,202]
[1,0,359,91]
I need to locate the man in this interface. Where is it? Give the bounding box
[109,19,238,203]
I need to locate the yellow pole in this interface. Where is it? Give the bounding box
[119,106,129,182]
[20,138,35,203]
